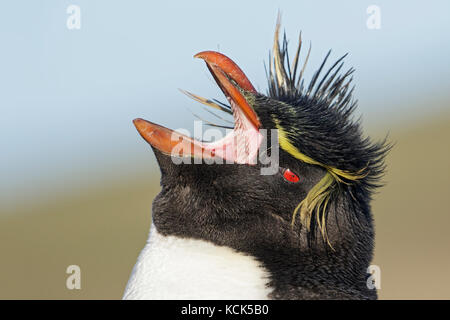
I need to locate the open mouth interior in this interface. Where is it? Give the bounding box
[133,51,262,164]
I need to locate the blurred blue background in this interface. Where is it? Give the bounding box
[1,1,450,299]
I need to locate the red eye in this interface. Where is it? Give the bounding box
[283,168,300,183]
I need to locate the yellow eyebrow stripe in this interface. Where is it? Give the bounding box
[273,118,368,247]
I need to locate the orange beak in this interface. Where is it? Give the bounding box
[133,118,209,159]
[133,51,261,162]
[194,51,260,129]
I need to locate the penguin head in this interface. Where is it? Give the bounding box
[133,21,390,297]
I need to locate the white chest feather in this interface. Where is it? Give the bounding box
[123,224,272,300]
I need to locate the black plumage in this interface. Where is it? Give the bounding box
[139,21,390,300]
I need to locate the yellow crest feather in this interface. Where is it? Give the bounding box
[274,119,367,246]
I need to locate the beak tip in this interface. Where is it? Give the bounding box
[194,51,216,62]
[193,52,205,59]
[133,118,150,134]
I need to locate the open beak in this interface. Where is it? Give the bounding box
[133,51,262,164]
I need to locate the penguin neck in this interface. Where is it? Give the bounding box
[123,223,273,300]
[268,192,377,299]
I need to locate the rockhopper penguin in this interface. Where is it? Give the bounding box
[123,22,390,300]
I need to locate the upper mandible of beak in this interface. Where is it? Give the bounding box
[194,51,260,129]
[194,51,257,93]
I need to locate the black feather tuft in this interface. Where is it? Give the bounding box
[263,21,391,195]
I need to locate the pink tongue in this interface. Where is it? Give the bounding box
[202,97,262,164]
[202,129,262,164]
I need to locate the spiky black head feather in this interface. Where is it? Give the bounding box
[260,25,389,188]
